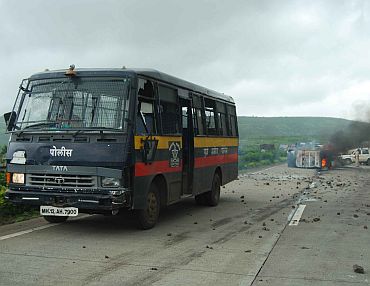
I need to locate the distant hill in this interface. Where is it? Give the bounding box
[238,116,352,148]
[0,116,353,148]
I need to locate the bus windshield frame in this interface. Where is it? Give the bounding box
[11,76,131,133]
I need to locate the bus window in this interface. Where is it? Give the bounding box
[204,98,217,135]
[182,106,188,129]
[192,94,205,135]
[196,109,204,135]
[218,113,227,136]
[136,79,156,134]
[158,85,180,134]
[229,115,237,136]
[216,102,227,136]
[205,109,216,135]
[226,105,238,136]
[137,101,155,134]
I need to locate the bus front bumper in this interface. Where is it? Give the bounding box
[5,188,131,214]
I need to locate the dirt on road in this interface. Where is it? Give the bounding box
[0,165,369,286]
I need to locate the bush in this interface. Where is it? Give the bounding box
[0,145,6,155]
[0,186,6,206]
[0,172,5,186]
[239,148,287,170]
[0,178,38,224]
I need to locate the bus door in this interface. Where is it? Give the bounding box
[180,98,194,195]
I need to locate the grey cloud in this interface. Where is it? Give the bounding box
[1,0,370,119]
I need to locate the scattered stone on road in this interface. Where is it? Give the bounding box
[353,264,365,274]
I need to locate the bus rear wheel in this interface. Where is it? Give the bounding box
[203,173,221,207]
[43,216,68,223]
[136,184,160,230]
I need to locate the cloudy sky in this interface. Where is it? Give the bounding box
[1,0,370,120]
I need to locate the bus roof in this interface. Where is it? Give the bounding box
[29,68,235,104]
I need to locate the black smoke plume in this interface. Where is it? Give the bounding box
[329,121,370,153]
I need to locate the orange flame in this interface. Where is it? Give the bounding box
[321,158,327,168]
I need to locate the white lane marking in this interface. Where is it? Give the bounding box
[0,224,59,241]
[248,165,279,175]
[289,204,306,226]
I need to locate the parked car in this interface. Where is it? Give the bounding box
[339,148,370,165]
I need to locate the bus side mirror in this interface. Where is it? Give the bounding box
[141,138,158,164]
[3,111,17,131]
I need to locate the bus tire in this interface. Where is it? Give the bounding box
[203,173,221,206]
[43,216,68,223]
[136,184,160,230]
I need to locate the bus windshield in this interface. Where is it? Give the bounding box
[14,77,131,132]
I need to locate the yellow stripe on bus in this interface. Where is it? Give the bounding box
[194,137,238,148]
[134,135,182,150]
[135,135,238,150]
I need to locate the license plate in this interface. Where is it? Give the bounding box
[40,206,78,217]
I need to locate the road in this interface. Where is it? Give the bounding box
[0,165,369,285]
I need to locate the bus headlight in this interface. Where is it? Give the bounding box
[12,173,25,184]
[102,177,120,188]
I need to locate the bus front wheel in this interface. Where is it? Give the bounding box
[203,173,221,207]
[136,184,160,230]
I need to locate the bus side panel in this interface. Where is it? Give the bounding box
[192,137,238,195]
[192,166,216,194]
[220,162,238,184]
[132,135,183,209]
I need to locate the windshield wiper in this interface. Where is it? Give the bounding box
[73,127,123,137]
[23,122,55,130]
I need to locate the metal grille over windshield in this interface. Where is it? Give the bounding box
[15,77,130,131]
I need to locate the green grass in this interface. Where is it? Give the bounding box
[0,158,39,225]
[0,176,39,225]
[239,149,287,169]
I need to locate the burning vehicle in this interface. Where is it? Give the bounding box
[287,142,334,170]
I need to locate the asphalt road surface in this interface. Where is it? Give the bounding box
[0,165,369,286]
